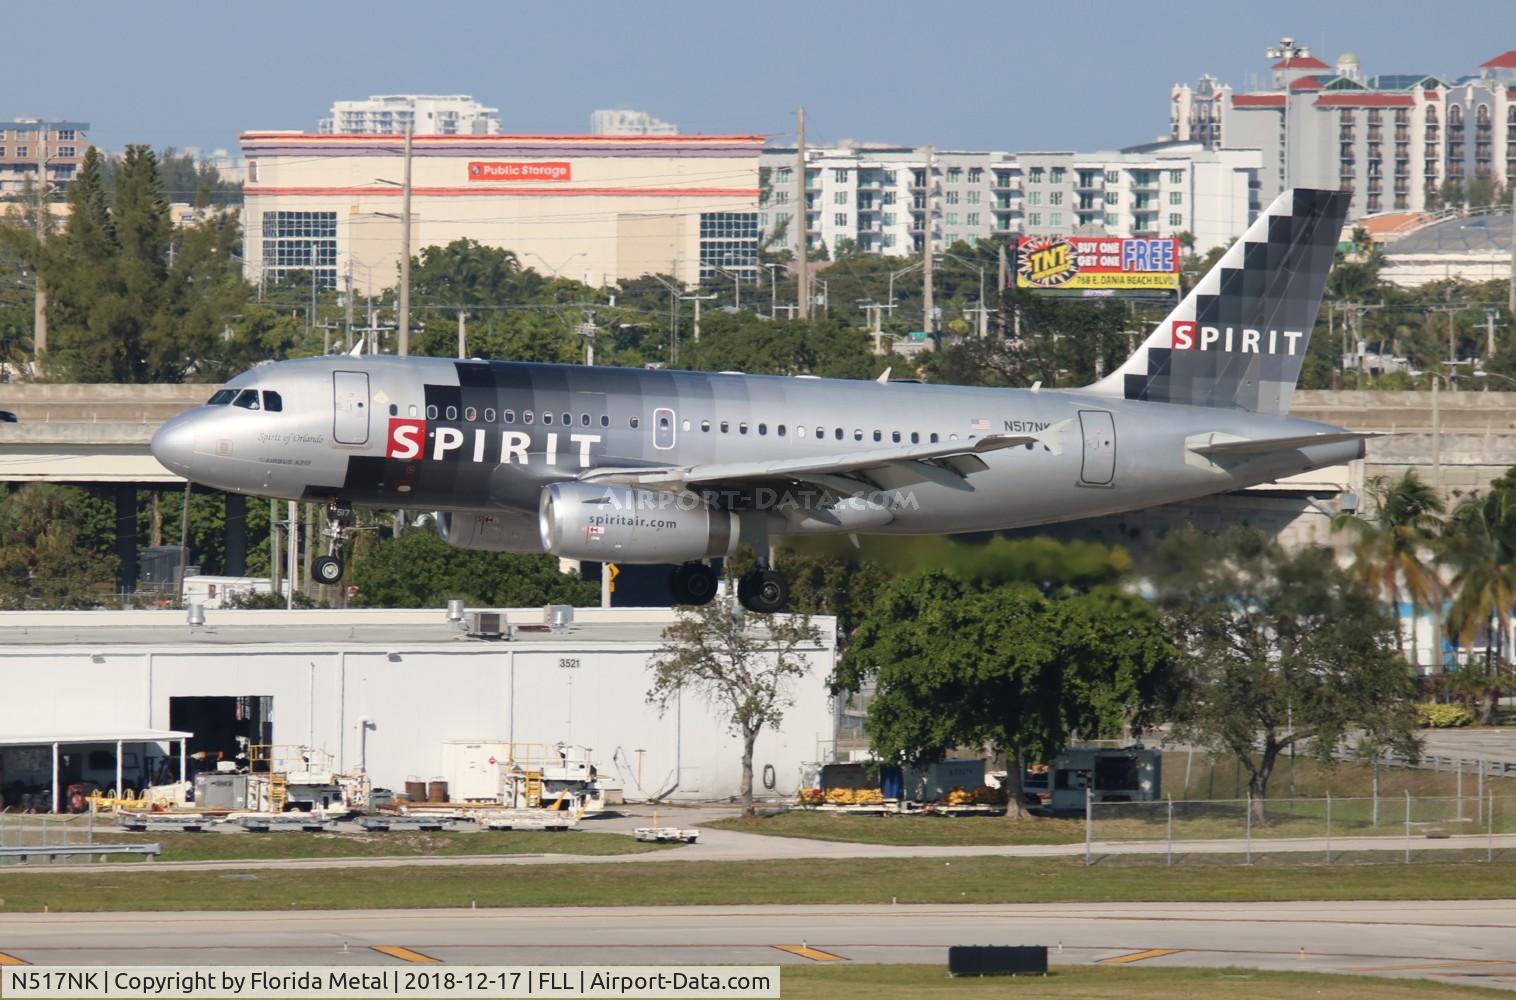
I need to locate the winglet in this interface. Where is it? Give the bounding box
[348,338,365,357]
[1035,417,1073,457]
[876,367,892,384]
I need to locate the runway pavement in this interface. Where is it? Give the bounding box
[1,901,1514,990]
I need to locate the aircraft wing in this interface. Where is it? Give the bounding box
[579,419,1073,493]
[1187,430,1377,457]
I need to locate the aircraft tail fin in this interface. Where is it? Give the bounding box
[1085,188,1349,415]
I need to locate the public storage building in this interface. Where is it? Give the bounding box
[239,132,764,293]
[0,608,838,804]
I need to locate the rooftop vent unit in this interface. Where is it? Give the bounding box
[466,610,505,639]
[546,604,574,631]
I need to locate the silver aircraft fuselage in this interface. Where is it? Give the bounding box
[152,354,1361,541]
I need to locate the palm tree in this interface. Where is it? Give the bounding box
[1440,477,1516,723]
[1334,471,1445,666]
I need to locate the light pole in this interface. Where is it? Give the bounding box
[889,260,924,329]
[941,251,988,337]
[764,263,781,318]
[1473,370,1516,392]
[648,273,681,365]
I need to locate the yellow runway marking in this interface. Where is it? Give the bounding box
[1099,948,1183,965]
[372,946,441,964]
[0,952,29,966]
[1347,960,1511,973]
[773,944,847,962]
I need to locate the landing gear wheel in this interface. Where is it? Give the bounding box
[737,569,788,613]
[312,555,344,586]
[671,563,719,606]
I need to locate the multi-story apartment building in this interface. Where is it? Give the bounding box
[590,109,679,136]
[0,120,91,198]
[760,142,1257,259]
[317,95,501,136]
[1171,40,1516,217]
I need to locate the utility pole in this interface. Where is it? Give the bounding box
[456,310,467,359]
[795,107,809,321]
[344,265,355,351]
[398,123,413,357]
[33,124,48,375]
[997,244,1008,335]
[922,145,935,337]
[1487,308,1500,360]
[682,293,717,342]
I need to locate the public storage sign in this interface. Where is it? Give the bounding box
[1015,236,1179,291]
[468,161,572,181]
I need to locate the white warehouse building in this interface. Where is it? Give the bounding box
[0,608,838,808]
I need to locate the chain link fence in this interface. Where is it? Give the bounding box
[0,812,98,866]
[1084,793,1516,865]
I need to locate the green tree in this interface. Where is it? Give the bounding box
[1439,472,1516,722]
[349,522,596,608]
[1153,528,1420,820]
[646,600,821,818]
[0,484,120,608]
[839,566,1174,818]
[1333,470,1445,665]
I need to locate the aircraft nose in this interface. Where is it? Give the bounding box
[151,413,198,478]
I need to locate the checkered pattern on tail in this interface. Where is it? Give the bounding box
[1085,188,1349,415]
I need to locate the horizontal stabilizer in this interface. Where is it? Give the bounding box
[1187,430,1377,457]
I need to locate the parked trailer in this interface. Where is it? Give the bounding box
[634,826,698,843]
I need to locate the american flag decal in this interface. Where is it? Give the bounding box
[970,418,990,430]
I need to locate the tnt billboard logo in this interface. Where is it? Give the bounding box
[1171,320,1304,356]
[386,417,426,460]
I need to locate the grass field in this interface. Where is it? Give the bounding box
[4,854,1516,913]
[780,965,1509,998]
[706,812,1088,846]
[1160,750,1516,801]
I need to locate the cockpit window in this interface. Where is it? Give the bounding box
[262,391,283,413]
[207,389,236,406]
[232,389,260,410]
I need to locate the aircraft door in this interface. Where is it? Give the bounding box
[1078,410,1115,486]
[653,407,676,450]
[332,371,370,445]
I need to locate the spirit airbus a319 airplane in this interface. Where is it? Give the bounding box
[153,188,1361,612]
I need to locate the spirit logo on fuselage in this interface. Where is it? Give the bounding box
[1171,320,1304,355]
[386,418,600,467]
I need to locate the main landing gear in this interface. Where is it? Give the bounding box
[311,500,354,586]
[669,562,790,613]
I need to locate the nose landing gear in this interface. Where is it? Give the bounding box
[313,501,354,586]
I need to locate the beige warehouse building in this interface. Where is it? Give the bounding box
[239,131,764,292]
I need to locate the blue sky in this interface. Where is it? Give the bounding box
[8,0,1513,154]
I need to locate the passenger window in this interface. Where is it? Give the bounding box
[630,416,640,429]
[263,391,283,413]
[892,431,901,443]
[873,430,882,442]
[911,432,919,444]
[233,389,260,410]
[562,412,571,426]
[758,423,767,436]
[659,415,670,430]
[682,419,691,432]
[484,408,496,422]
[721,421,730,433]
[739,422,749,435]
[388,403,397,416]
[816,427,824,439]
[582,413,591,427]
[949,433,959,441]
[600,415,610,427]
[524,411,535,424]
[464,406,477,422]
[207,389,236,405]
[504,409,516,423]
[446,405,458,420]
[543,412,554,425]
[409,405,418,417]
[798,426,806,438]
[835,428,843,440]
[701,420,711,432]
[930,432,939,443]
[853,429,863,441]
[778,425,787,437]
[427,405,438,420]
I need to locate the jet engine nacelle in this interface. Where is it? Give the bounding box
[435,510,545,554]
[538,482,739,563]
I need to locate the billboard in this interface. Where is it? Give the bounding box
[1015,236,1179,292]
